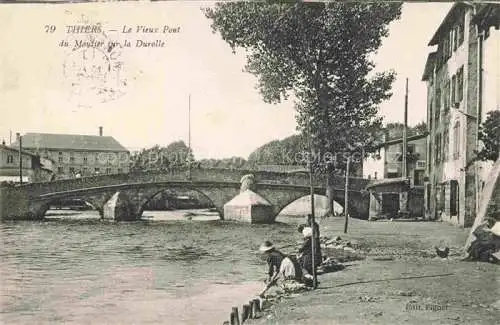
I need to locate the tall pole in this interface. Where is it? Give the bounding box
[343,155,350,233]
[403,78,408,179]
[188,94,192,180]
[9,130,12,145]
[18,135,23,185]
[307,118,317,289]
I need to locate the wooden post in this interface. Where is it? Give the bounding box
[231,307,240,325]
[253,298,261,313]
[343,155,350,233]
[242,304,250,323]
[248,300,254,319]
[18,135,23,185]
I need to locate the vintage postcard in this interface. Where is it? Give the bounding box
[0,1,499,325]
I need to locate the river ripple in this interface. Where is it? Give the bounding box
[0,210,302,325]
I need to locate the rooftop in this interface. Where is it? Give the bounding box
[422,52,437,81]
[428,2,468,46]
[374,133,428,150]
[0,144,38,157]
[10,133,129,152]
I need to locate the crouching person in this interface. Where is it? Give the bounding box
[258,241,302,297]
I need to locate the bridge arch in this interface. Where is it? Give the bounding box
[277,194,344,218]
[110,183,241,220]
[134,187,218,218]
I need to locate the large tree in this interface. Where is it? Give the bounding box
[477,110,500,162]
[204,1,402,216]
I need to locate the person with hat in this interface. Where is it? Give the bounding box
[258,240,301,296]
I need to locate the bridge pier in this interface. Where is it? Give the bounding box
[102,191,141,221]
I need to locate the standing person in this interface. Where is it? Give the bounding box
[298,227,322,286]
[306,214,322,265]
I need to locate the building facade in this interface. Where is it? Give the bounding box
[363,133,427,186]
[364,133,427,219]
[0,144,52,183]
[10,128,130,179]
[422,3,500,227]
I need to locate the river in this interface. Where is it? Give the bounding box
[0,209,305,325]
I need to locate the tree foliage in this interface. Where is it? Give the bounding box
[198,157,247,169]
[247,134,306,167]
[204,2,402,174]
[384,121,428,141]
[130,140,193,171]
[477,110,500,162]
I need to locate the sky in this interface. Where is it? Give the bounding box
[0,1,453,159]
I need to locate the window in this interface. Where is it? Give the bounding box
[69,153,74,163]
[453,122,460,160]
[451,75,456,104]
[95,167,100,173]
[374,172,378,180]
[387,172,398,179]
[69,167,75,174]
[117,168,123,173]
[448,29,454,57]
[450,180,458,216]
[453,26,459,51]
[429,101,433,131]
[457,17,464,46]
[435,133,442,163]
[457,66,464,102]
[82,167,88,175]
[58,152,63,163]
[443,129,449,161]
[435,88,441,123]
[7,155,14,164]
[444,80,450,112]
[83,155,88,164]
[57,167,64,174]
[105,167,112,174]
[414,170,425,186]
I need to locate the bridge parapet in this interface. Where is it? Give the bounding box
[14,167,372,197]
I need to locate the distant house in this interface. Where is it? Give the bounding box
[363,132,428,219]
[0,144,52,183]
[10,127,130,179]
[363,133,428,186]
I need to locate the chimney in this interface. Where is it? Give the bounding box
[99,126,103,136]
[16,132,20,141]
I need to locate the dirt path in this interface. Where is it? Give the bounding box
[246,218,499,325]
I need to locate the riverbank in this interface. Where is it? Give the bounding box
[248,218,499,325]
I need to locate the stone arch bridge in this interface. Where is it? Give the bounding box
[0,168,372,223]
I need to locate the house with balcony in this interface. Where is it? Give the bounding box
[422,2,500,227]
[10,127,130,179]
[364,132,428,219]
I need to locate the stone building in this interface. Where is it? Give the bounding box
[422,3,500,227]
[0,144,52,183]
[10,127,130,179]
[364,133,427,219]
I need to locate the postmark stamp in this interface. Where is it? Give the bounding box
[62,15,129,107]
